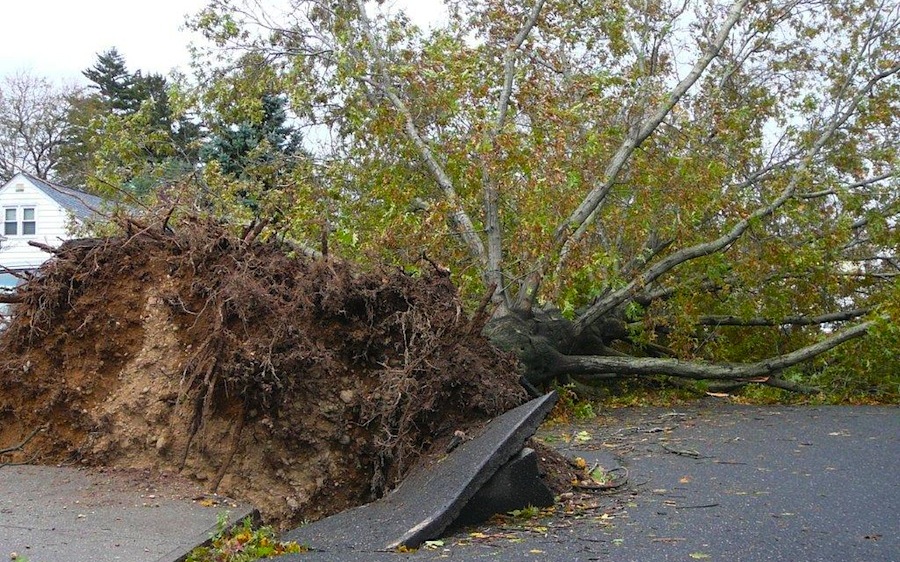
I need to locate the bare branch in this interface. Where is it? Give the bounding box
[798,171,896,200]
[0,425,45,456]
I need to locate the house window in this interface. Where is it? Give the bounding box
[3,207,36,236]
[4,209,16,236]
[22,208,35,235]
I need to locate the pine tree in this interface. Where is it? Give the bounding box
[82,48,138,114]
[57,50,201,191]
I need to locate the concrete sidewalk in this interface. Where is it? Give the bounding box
[0,464,253,562]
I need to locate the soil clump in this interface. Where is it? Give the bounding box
[0,219,551,527]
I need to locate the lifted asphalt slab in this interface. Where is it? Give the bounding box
[0,464,253,562]
[277,404,898,562]
[281,392,558,553]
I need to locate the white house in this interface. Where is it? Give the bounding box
[0,172,107,274]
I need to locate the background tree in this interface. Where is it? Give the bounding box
[0,71,78,180]
[184,0,899,398]
[195,52,317,241]
[82,48,138,114]
[201,91,307,225]
[201,92,303,181]
[56,49,200,194]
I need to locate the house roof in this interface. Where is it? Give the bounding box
[14,173,107,221]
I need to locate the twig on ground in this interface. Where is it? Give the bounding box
[660,444,706,458]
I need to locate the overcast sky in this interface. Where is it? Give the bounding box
[0,1,445,85]
[0,0,209,83]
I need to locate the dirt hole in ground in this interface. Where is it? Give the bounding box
[0,218,573,528]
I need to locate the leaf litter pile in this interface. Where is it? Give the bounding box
[0,218,574,527]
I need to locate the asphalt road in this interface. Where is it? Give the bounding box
[288,404,899,562]
[1,404,896,562]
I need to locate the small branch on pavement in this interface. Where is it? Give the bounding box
[660,444,706,458]
[0,425,47,467]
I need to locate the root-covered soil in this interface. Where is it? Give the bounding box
[0,219,535,527]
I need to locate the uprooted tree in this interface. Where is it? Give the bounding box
[100,0,900,396]
[175,0,899,396]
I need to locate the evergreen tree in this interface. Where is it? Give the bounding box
[82,48,138,114]
[200,92,305,215]
[57,50,200,192]
[201,93,302,181]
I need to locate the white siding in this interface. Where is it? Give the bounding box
[0,177,78,270]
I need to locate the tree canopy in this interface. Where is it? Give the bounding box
[183,0,898,398]
[0,71,77,180]
[54,49,200,193]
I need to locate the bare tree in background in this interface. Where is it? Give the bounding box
[0,71,79,180]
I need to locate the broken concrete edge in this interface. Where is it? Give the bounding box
[388,391,558,549]
[162,506,260,562]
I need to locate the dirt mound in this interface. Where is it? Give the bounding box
[0,219,528,526]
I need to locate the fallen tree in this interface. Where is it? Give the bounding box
[175,0,899,396]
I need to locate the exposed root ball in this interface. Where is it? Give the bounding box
[0,219,526,526]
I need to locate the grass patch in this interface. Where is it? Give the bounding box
[186,513,305,562]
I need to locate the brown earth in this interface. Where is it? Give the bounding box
[0,219,571,528]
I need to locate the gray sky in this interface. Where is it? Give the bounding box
[0,0,445,84]
[0,0,209,83]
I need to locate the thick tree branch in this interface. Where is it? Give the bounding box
[482,0,546,308]
[557,0,750,245]
[698,307,871,327]
[514,0,750,309]
[556,320,873,380]
[495,0,545,133]
[573,61,900,335]
[353,1,489,274]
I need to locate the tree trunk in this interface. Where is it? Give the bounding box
[484,308,874,393]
